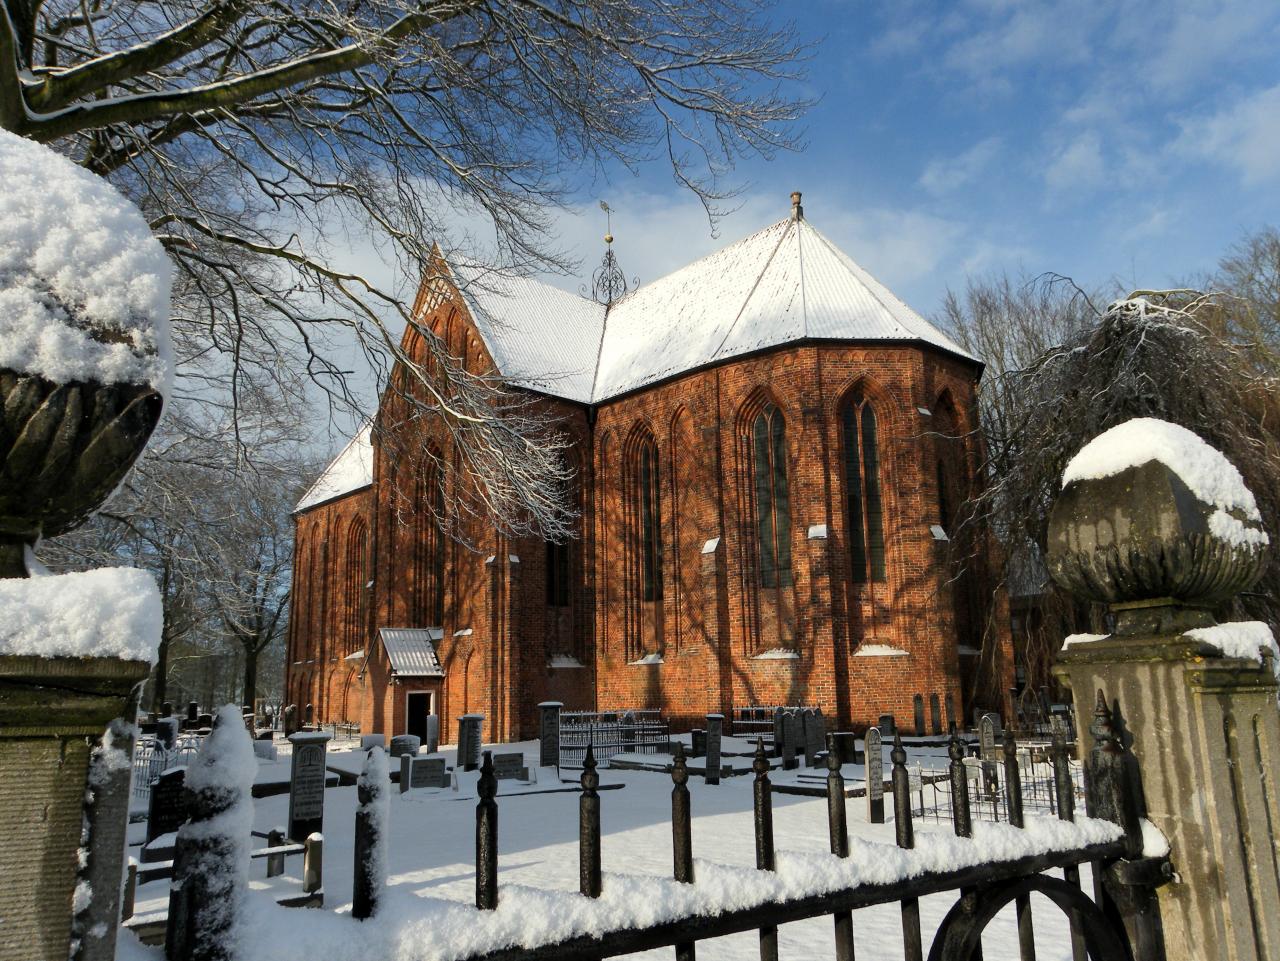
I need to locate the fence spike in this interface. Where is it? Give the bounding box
[1086,688,1143,856]
[1051,727,1075,823]
[948,731,973,838]
[580,744,602,899]
[476,751,499,910]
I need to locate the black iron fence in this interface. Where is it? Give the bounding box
[558,709,670,768]
[729,704,819,741]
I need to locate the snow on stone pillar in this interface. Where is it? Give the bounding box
[352,747,390,920]
[1049,417,1279,961]
[165,707,256,961]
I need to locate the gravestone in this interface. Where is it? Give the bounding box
[492,752,528,781]
[145,766,188,844]
[929,694,943,735]
[833,732,860,766]
[979,713,999,797]
[283,703,297,736]
[690,729,707,758]
[803,710,825,768]
[913,694,926,733]
[944,693,956,730]
[865,727,884,823]
[162,701,173,719]
[186,701,198,728]
[156,716,179,751]
[782,711,800,770]
[621,711,637,752]
[389,734,420,758]
[196,713,213,730]
[457,714,484,771]
[360,734,386,752]
[704,714,723,786]
[773,708,786,758]
[425,713,440,754]
[538,701,562,768]
[287,731,331,842]
[878,713,896,737]
[400,755,449,792]
[252,738,277,761]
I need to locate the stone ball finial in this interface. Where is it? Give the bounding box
[1047,418,1268,625]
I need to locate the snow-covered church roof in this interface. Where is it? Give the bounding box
[295,422,373,513]
[450,205,975,405]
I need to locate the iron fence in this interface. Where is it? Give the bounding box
[558,709,669,768]
[131,734,204,801]
[729,704,819,741]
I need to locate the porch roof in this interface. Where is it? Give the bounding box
[379,627,445,677]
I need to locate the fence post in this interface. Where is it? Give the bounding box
[1003,733,1036,961]
[948,732,972,839]
[302,833,323,897]
[891,734,923,961]
[670,743,695,961]
[1054,724,1086,961]
[352,747,388,921]
[752,739,778,961]
[825,737,855,961]
[266,828,285,878]
[476,751,499,910]
[580,745,601,899]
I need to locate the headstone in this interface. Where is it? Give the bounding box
[156,716,179,751]
[252,738,277,761]
[361,734,386,752]
[929,694,943,735]
[255,729,273,741]
[773,707,786,758]
[538,702,562,768]
[304,703,314,726]
[782,711,800,770]
[287,731,331,842]
[389,734,420,758]
[704,714,723,786]
[833,731,860,766]
[283,703,297,736]
[803,710,824,768]
[425,713,440,754]
[865,727,884,823]
[913,694,926,733]
[146,766,188,843]
[186,701,198,726]
[196,713,213,730]
[944,692,956,730]
[492,752,528,781]
[878,713,896,737]
[1009,687,1021,724]
[457,714,484,771]
[399,754,449,792]
[979,712,999,797]
[690,729,707,758]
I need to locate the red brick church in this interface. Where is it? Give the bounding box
[285,194,1012,742]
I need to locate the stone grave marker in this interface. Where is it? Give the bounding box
[913,694,926,733]
[704,714,724,786]
[425,713,440,754]
[773,707,786,758]
[252,739,277,761]
[929,694,943,735]
[161,701,173,718]
[979,713,999,797]
[492,752,528,781]
[878,713,896,737]
[833,731,860,766]
[145,766,188,844]
[803,710,825,768]
[186,701,198,728]
[389,734,420,758]
[287,731,331,842]
[196,713,213,731]
[360,734,386,752]
[457,714,484,771]
[690,729,707,758]
[944,692,956,730]
[865,726,884,823]
[538,701,562,768]
[782,711,800,770]
[156,716,179,751]
[400,755,449,792]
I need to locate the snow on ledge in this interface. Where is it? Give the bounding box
[0,567,161,662]
[752,648,801,660]
[1061,418,1268,548]
[629,653,664,666]
[1184,621,1280,672]
[220,816,1123,961]
[853,644,908,657]
[1061,633,1110,649]
[548,655,585,669]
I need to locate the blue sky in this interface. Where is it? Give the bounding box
[530,0,1280,317]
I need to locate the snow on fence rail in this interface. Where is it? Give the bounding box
[155,689,1171,961]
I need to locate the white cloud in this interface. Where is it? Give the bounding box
[919,137,1003,195]
[1045,132,1106,192]
[1175,84,1280,185]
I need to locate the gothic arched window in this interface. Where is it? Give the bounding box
[345,518,369,654]
[413,460,446,625]
[637,439,663,602]
[842,393,887,583]
[751,404,792,588]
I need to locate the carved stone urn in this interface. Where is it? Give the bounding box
[0,372,162,578]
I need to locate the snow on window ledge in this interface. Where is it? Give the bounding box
[0,567,161,662]
[548,655,586,669]
[629,653,664,666]
[852,644,908,657]
[752,648,801,660]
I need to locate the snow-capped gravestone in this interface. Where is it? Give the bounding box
[389,734,420,758]
[353,748,389,920]
[492,752,528,781]
[457,714,484,771]
[1050,415,1280,961]
[425,713,440,754]
[864,726,884,824]
[781,711,800,770]
[287,731,331,842]
[400,755,448,792]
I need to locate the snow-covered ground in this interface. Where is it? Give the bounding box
[121,737,1102,961]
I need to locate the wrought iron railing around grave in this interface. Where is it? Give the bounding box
[131,734,204,801]
[730,704,819,740]
[558,709,669,768]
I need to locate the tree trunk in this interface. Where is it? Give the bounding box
[242,645,258,709]
[152,632,170,712]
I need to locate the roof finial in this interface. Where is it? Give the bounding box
[586,200,632,306]
[791,190,803,221]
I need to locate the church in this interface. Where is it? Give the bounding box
[285,193,1012,742]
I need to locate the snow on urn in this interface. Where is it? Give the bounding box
[1047,418,1268,631]
[0,129,172,578]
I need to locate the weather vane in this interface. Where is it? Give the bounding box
[586,200,635,306]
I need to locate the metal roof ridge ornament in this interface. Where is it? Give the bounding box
[585,200,635,307]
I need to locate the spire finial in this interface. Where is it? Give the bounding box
[586,200,633,306]
[791,190,803,221]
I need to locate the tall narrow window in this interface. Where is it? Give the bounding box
[546,539,570,606]
[751,405,792,588]
[638,441,663,601]
[843,394,887,582]
[345,519,369,654]
[413,461,446,625]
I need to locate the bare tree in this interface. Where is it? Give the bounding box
[0,0,807,540]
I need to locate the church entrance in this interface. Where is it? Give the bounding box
[405,690,435,741]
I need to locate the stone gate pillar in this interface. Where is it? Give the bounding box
[1048,420,1280,961]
